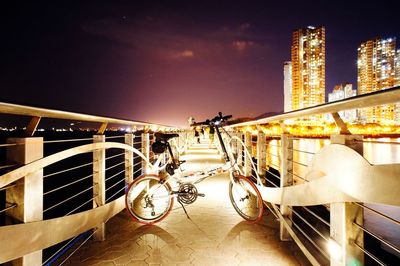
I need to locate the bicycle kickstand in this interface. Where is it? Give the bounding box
[179,201,191,220]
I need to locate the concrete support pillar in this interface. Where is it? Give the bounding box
[124,134,133,185]
[256,132,266,177]
[279,133,293,241]
[6,137,43,266]
[93,135,106,241]
[237,132,244,166]
[244,131,252,177]
[141,133,150,174]
[330,134,364,266]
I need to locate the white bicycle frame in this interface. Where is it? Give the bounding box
[129,131,262,202]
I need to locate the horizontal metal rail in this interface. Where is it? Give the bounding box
[264,177,279,187]
[58,230,98,266]
[268,162,280,169]
[106,186,126,203]
[133,161,142,168]
[263,167,281,180]
[105,161,125,171]
[302,206,330,227]
[0,183,17,192]
[44,138,93,144]
[286,147,315,155]
[105,169,125,182]
[65,196,97,216]
[105,179,125,192]
[287,158,308,167]
[263,202,280,220]
[42,234,81,265]
[229,85,400,127]
[0,143,18,148]
[354,203,400,226]
[291,219,330,260]
[355,140,400,145]
[104,135,125,139]
[44,162,93,179]
[0,101,170,128]
[290,207,329,242]
[0,203,18,214]
[353,241,385,266]
[0,164,17,170]
[44,186,94,213]
[134,168,142,175]
[44,174,93,196]
[105,152,124,161]
[353,221,400,255]
[288,170,308,182]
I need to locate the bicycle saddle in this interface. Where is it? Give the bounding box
[154,132,179,142]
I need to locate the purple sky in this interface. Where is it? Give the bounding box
[1,1,399,126]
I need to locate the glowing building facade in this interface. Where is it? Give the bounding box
[327,83,357,123]
[357,37,398,124]
[283,61,292,112]
[291,26,325,115]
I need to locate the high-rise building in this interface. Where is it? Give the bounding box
[395,49,400,123]
[396,49,400,86]
[357,37,397,124]
[291,26,326,114]
[284,61,292,112]
[327,83,357,123]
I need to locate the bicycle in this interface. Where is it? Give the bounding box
[125,112,264,224]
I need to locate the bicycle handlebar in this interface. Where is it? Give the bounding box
[191,112,232,127]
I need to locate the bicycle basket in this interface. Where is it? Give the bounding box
[152,140,166,154]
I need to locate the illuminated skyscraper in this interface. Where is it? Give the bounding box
[291,26,325,113]
[357,37,397,124]
[395,49,400,123]
[396,49,400,86]
[327,83,357,123]
[283,61,292,112]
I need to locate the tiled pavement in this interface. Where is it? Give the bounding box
[63,142,310,265]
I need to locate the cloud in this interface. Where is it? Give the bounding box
[171,50,194,59]
[232,40,254,51]
[239,23,251,31]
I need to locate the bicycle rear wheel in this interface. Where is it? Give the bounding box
[125,175,173,224]
[229,175,264,222]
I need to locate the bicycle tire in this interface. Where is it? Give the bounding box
[125,175,173,224]
[229,175,264,222]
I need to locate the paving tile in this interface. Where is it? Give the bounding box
[64,144,309,266]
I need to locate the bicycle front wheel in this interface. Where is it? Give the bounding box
[125,175,173,224]
[229,175,264,222]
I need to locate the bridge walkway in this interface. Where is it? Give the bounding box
[64,141,309,265]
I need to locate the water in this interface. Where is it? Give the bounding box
[261,137,400,256]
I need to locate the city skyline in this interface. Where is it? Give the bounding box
[1,1,399,126]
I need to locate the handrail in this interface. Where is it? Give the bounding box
[229,85,400,127]
[0,101,173,128]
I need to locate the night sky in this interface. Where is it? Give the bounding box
[1,1,399,126]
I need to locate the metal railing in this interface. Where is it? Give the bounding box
[0,102,180,265]
[227,86,400,265]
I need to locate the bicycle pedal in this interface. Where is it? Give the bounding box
[197,193,205,197]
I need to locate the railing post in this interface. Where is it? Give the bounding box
[6,137,43,266]
[141,132,150,174]
[124,133,133,184]
[237,132,244,167]
[330,134,364,266]
[244,131,252,176]
[280,133,293,241]
[256,132,266,177]
[93,135,105,241]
